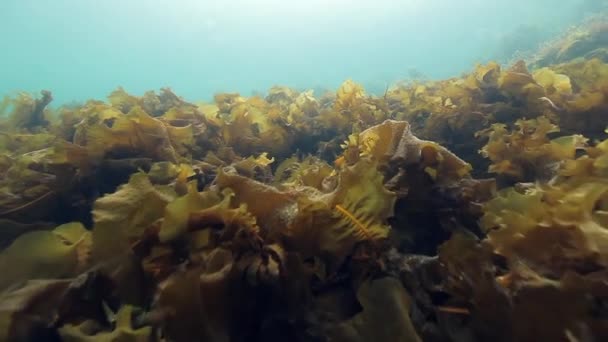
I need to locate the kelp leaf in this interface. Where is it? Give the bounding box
[355,120,472,181]
[59,305,152,341]
[327,277,421,342]
[0,223,89,291]
[533,68,573,95]
[84,106,179,162]
[335,79,365,112]
[156,248,233,342]
[215,168,296,230]
[324,159,395,242]
[0,279,72,341]
[0,219,54,250]
[92,172,175,262]
[285,159,395,268]
[273,156,333,190]
[108,87,141,113]
[482,180,608,276]
[159,184,222,242]
[187,194,260,246]
[165,123,194,158]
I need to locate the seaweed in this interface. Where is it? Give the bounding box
[529,13,608,68]
[478,116,586,184]
[0,33,607,340]
[1,90,53,132]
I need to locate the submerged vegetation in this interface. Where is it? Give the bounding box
[1,18,608,342]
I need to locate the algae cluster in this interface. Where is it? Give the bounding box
[1,23,608,342]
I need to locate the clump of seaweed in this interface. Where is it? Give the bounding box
[450,135,608,341]
[0,26,607,340]
[478,116,586,184]
[0,90,53,132]
[529,13,608,69]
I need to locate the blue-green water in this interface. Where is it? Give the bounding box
[0,0,605,105]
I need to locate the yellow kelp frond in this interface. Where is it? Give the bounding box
[472,180,608,340]
[214,92,245,114]
[479,116,586,182]
[0,132,57,156]
[108,87,141,113]
[324,159,395,240]
[155,256,231,341]
[274,155,333,191]
[219,96,291,156]
[470,61,501,88]
[142,87,197,117]
[232,152,275,180]
[147,161,181,184]
[0,142,88,225]
[59,305,152,341]
[335,79,365,113]
[159,183,222,242]
[203,147,240,167]
[282,159,394,268]
[553,58,608,95]
[266,86,299,106]
[532,68,573,96]
[355,120,472,182]
[273,155,300,184]
[481,180,608,277]
[498,60,545,101]
[215,168,296,230]
[187,201,260,248]
[91,172,176,262]
[3,91,53,131]
[480,187,548,244]
[287,89,320,125]
[164,123,194,159]
[269,158,396,271]
[0,222,90,291]
[561,135,608,178]
[0,219,53,251]
[546,58,608,138]
[326,277,421,342]
[355,120,407,163]
[83,106,179,162]
[293,157,334,191]
[154,240,287,341]
[196,102,221,126]
[0,279,73,341]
